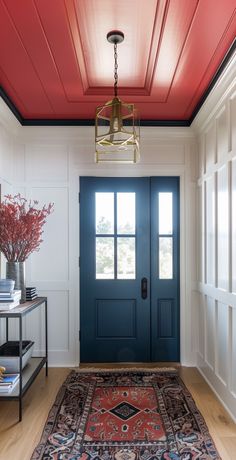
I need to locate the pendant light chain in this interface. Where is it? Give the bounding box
[114,42,118,97]
[95,30,140,164]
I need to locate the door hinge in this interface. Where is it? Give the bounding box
[78,192,80,203]
[78,256,80,267]
[79,330,81,341]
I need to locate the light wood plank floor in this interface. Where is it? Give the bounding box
[0,366,235,460]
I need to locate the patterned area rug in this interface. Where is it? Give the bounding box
[31,369,221,460]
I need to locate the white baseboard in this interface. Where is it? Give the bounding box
[197,352,236,423]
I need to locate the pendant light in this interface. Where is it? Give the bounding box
[95,30,140,163]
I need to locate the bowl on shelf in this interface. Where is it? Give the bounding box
[0,341,34,373]
[0,279,15,293]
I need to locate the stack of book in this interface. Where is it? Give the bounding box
[0,373,19,393]
[26,287,37,301]
[0,290,21,310]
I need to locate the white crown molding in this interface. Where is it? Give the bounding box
[140,126,195,139]
[17,125,195,144]
[192,48,236,133]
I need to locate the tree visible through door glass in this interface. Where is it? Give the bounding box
[117,237,135,279]
[117,193,135,234]
[96,237,114,279]
[158,193,173,279]
[95,192,136,279]
[96,193,114,234]
[159,237,173,279]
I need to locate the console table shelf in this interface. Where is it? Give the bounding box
[0,297,48,421]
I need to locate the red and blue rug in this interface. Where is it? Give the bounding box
[31,369,221,459]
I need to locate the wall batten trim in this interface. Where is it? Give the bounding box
[228,305,233,392]
[203,181,207,285]
[229,161,233,293]
[214,300,218,375]
[214,172,218,289]
[196,49,236,419]
[203,294,207,363]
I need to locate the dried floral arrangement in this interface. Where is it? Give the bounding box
[0,194,54,262]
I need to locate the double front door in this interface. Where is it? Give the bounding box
[80,177,179,363]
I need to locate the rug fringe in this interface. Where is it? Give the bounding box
[72,366,178,373]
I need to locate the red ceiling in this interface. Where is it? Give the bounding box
[0,0,235,124]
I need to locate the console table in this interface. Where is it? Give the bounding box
[0,297,48,421]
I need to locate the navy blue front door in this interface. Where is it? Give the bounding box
[80,177,179,362]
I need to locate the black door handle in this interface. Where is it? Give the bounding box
[141,277,148,299]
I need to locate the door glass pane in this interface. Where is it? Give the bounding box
[96,193,114,234]
[159,237,173,279]
[117,237,135,279]
[117,193,135,234]
[96,237,114,279]
[159,193,172,234]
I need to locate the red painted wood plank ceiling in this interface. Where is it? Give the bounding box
[0,0,235,123]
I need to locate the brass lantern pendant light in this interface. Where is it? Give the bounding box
[95,30,140,163]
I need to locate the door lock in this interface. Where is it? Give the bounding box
[141,277,148,299]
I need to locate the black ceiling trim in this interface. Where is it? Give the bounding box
[140,119,190,127]
[21,118,96,126]
[21,117,190,127]
[0,38,235,128]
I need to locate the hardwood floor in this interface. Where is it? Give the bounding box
[0,366,235,460]
[0,368,70,460]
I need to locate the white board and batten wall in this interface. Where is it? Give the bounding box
[1,49,236,428]
[193,50,236,420]
[0,99,198,369]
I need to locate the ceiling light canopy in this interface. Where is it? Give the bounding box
[95,30,140,164]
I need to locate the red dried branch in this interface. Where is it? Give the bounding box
[0,194,54,261]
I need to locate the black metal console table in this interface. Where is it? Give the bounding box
[0,297,48,421]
